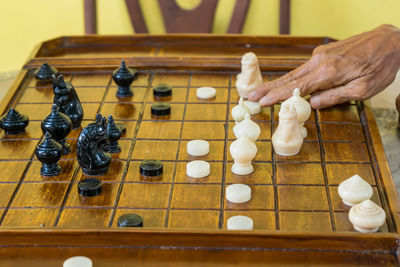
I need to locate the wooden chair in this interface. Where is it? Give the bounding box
[84,0,290,34]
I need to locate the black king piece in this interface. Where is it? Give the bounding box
[112,60,138,98]
[52,74,84,129]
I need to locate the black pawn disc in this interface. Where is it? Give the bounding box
[34,63,58,81]
[117,214,143,227]
[153,84,172,97]
[78,178,102,197]
[151,103,171,116]
[140,160,163,177]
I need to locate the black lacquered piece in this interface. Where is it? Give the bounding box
[112,60,138,98]
[35,132,63,176]
[77,114,111,176]
[153,84,172,97]
[34,63,58,81]
[52,74,84,129]
[41,104,72,155]
[151,102,171,116]
[78,178,102,197]
[140,159,163,177]
[0,108,29,135]
[117,214,143,227]
[106,115,122,153]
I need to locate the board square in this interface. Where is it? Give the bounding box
[74,87,106,102]
[190,73,230,87]
[229,107,272,122]
[320,123,364,141]
[105,87,147,103]
[0,140,38,160]
[76,160,126,183]
[324,142,369,162]
[152,73,189,87]
[82,103,101,120]
[227,141,272,162]
[171,184,221,209]
[113,208,166,228]
[326,163,375,185]
[63,140,77,160]
[278,185,328,211]
[25,160,77,182]
[329,186,381,212]
[142,103,185,121]
[66,182,119,208]
[225,185,274,210]
[0,161,28,182]
[0,184,18,207]
[125,161,174,183]
[100,103,141,120]
[304,123,318,141]
[0,121,42,140]
[147,86,187,103]
[118,183,171,209]
[137,121,182,139]
[274,105,315,122]
[228,122,271,140]
[276,163,324,185]
[182,122,226,140]
[279,211,332,232]
[71,73,111,86]
[226,162,272,185]
[175,161,223,184]
[275,142,320,162]
[19,88,53,103]
[187,87,228,103]
[2,208,59,228]
[15,103,52,120]
[109,140,131,160]
[318,104,360,123]
[12,182,68,208]
[185,104,227,121]
[131,72,150,86]
[132,140,178,160]
[223,210,276,230]
[58,208,112,228]
[168,210,219,229]
[178,140,225,161]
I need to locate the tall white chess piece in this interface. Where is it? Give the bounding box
[282,88,311,138]
[230,137,257,175]
[236,52,263,98]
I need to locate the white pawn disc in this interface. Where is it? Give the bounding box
[187,140,209,156]
[197,87,216,99]
[243,100,261,115]
[186,160,210,178]
[226,184,251,203]
[227,215,254,230]
[63,256,92,267]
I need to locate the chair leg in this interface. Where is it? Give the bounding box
[84,0,97,34]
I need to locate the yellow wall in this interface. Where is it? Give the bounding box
[1,0,400,72]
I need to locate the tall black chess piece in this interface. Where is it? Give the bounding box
[112,60,138,98]
[0,108,29,135]
[77,114,111,176]
[35,132,63,176]
[106,115,122,153]
[52,74,84,129]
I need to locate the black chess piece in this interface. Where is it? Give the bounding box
[0,108,29,135]
[35,132,63,176]
[77,114,111,176]
[52,74,84,129]
[34,63,58,81]
[41,104,73,155]
[112,60,138,98]
[106,115,122,153]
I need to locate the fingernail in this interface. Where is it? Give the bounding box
[259,96,270,106]
[310,95,321,109]
[248,91,257,99]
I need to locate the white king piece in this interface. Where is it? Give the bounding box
[236,52,263,98]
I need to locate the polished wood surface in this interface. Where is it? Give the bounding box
[0,35,399,265]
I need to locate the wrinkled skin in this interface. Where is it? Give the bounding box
[248,24,400,109]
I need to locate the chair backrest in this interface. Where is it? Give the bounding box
[84,0,290,34]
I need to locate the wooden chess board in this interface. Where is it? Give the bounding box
[0,35,399,266]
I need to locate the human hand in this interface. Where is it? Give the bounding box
[248,24,400,109]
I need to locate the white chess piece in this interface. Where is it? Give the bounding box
[338,174,373,206]
[236,52,263,98]
[231,97,251,123]
[230,137,257,175]
[282,88,311,138]
[348,199,386,233]
[272,102,303,156]
[227,215,254,230]
[233,113,261,142]
[243,100,261,115]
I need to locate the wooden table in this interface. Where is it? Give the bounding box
[0,35,399,266]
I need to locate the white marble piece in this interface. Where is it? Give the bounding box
[186,160,210,178]
[338,174,373,206]
[187,139,209,156]
[236,52,263,98]
[231,97,251,123]
[348,199,386,233]
[243,100,261,115]
[226,184,251,203]
[233,113,261,142]
[196,87,216,99]
[227,215,254,230]
[282,88,311,138]
[230,137,257,175]
[63,256,92,267]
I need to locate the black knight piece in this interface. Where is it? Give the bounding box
[41,104,72,155]
[112,60,138,98]
[106,115,122,153]
[0,108,29,135]
[77,114,111,176]
[35,132,63,176]
[52,74,84,129]
[34,63,58,81]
